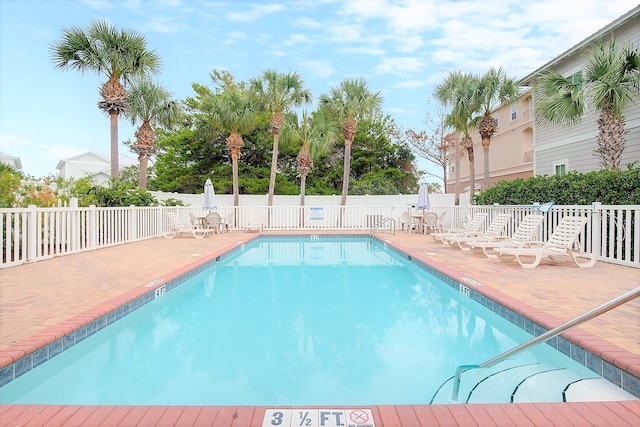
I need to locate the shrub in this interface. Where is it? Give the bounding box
[475,164,640,205]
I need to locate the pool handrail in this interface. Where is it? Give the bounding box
[451,285,640,401]
[369,217,396,239]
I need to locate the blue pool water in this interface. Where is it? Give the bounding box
[0,237,599,405]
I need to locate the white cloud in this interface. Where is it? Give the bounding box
[284,33,313,46]
[226,3,285,22]
[294,17,323,29]
[300,60,336,78]
[79,0,113,10]
[376,57,426,75]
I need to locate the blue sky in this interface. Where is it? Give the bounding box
[1,0,638,180]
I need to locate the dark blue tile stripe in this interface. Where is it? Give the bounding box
[377,237,640,399]
[1,235,638,400]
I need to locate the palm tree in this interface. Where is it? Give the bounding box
[319,77,382,206]
[282,110,339,206]
[434,71,477,205]
[534,38,640,170]
[204,87,258,207]
[250,70,312,207]
[125,77,182,189]
[472,67,520,189]
[50,19,160,178]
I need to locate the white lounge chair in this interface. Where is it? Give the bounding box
[495,216,596,268]
[164,212,215,239]
[444,213,512,250]
[468,214,544,258]
[431,212,488,243]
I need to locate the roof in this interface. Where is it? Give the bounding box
[0,150,23,169]
[520,5,640,85]
[56,151,138,170]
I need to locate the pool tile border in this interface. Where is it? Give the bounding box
[378,237,640,399]
[1,233,638,400]
[0,235,261,389]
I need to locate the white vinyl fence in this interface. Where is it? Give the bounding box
[2,202,638,269]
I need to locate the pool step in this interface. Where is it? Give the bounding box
[430,362,636,404]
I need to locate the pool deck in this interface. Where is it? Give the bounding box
[1,230,639,426]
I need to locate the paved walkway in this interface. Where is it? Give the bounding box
[1,230,639,426]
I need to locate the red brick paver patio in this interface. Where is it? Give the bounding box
[1,230,639,426]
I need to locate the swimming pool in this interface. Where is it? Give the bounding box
[0,236,631,405]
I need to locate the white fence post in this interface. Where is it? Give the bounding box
[591,202,602,258]
[88,205,97,249]
[27,205,37,261]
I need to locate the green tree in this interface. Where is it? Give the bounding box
[250,70,312,206]
[0,163,21,208]
[50,19,161,178]
[281,109,339,205]
[434,71,479,205]
[473,67,520,189]
[534,38,640,170]
[125,77,182,189]
[319,77,383,206]
[203,86,259,206]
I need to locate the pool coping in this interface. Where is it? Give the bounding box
[1,233,639,400]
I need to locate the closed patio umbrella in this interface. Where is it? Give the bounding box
[203,178,217,213]
[417,183,430,210]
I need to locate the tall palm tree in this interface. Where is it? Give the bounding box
[50,19,161,178]
[282,110,339,206]
[125,77,182,189]
[319,77,382,206]
[472,67,520,189]
[250,70,312,206]
[204,87,258,207]
[534,39,640,170]
[434,71,476,205]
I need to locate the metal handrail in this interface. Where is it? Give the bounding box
[451,286,640,400]
[369,217,396,239]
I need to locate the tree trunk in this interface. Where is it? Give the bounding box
[139,156,148,189]
[468,148,476,206]
[300,174,307,207]
[341,140,352,206]
[454,136,461,206]
[267,131,279,206]
[232,151,240,207]
[110,111,119,178]
[482,137,490,190]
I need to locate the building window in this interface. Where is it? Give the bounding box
[510,104,517,121]
[568,71,582,89]
[553,159,568,176]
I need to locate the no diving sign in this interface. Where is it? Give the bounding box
[262,409,375,427]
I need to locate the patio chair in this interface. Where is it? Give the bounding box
[495,216,596,268]
[205,212,222,233]
[421,211,439,234]
[431,212,488,243]
[245,210,263,233]
[444,213,512,250]
[436,211,446,233]
[398,212,413,233]
[468,214,544,258]
[164,212,215,239]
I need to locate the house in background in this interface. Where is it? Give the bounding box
[521,5,640,176]
[446,6,639,199]
[57,151,138,185]
[445,89,534,193]
[0,151,22,170]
